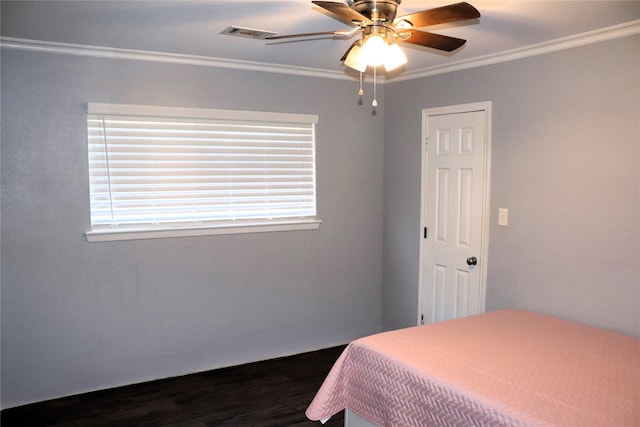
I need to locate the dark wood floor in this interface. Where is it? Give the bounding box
[1,345,346,427]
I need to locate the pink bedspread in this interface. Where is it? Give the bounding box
[306,310,640,426]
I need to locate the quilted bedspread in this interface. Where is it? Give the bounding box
[306,310,640,426]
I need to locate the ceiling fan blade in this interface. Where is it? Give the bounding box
[394,2,480,28]
[266,30,349,40]
[399,29,467,52]
[312,1,372,26]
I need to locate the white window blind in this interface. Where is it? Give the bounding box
[86,103,319,240]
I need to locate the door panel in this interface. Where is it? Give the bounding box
[421,109,488,324]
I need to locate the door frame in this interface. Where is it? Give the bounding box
[417,101,492,325]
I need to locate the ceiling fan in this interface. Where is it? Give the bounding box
[265,0,481,72]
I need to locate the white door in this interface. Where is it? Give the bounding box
[419,103,491,324]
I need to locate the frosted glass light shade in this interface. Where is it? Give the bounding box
[344,43,368,72]
[384,43,407,71]
[361,34,387,67]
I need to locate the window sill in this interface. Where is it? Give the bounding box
[85,220,322,242]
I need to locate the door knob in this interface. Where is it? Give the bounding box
[466,256,478,266]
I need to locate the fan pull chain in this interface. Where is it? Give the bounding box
[358,72,364,96]
[372,67,378,107]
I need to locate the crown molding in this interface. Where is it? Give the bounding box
[0,36,350,81]
[392,19,640,82]
[2,19,639,82]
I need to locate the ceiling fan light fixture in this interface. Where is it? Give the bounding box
[345,33,407,72]
[254,0,480,106]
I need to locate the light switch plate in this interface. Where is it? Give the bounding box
[498,208,509,226]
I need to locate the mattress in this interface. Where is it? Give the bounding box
[306,310,640,426]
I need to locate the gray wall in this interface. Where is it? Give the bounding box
[1,50,384,408]
[3,29,639,412]
[382,35,640,336]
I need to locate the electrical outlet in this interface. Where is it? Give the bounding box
[498,208,509,226]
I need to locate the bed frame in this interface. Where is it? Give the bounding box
[345,409,375,427]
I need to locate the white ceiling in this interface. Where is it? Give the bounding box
[1,1,639,78]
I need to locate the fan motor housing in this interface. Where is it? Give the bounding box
[348,0,400,22]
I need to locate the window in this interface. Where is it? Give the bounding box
[86,103,320,242]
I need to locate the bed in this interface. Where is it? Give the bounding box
[306,309,640,426]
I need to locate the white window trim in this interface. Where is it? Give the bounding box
[86,219,321,242]
[85,103,320,242]
[87,103,319,125]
